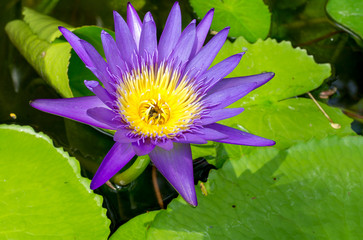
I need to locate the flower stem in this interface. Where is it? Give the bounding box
[152,166,164,209]
[113,155,150,186]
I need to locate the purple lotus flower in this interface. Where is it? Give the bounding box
[31,2,275,206]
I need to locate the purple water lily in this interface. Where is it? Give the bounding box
[31,2,275,206]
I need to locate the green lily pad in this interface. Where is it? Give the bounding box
[326,0,363,42]
[5,8,74,97]
[145,136,363,239]
[220,98,355,149]
[195,37,348,164]
[0,125,110,239]
[190,0,271,42]
[5,7,113,98]
[191,37,348,165]
[22,7,68,42]
[109,211,158,240]
[212,37,331,107]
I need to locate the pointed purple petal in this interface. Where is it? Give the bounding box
[139,12,157,59]
[132,141,155,156]
[86,107,120,129]
[204,82,257,109]
[149,143,197,206]
[127,2,142,48]
[208,72,275,96]
[30,96,115,129]
[114,10,138,64]
[206,123,276,146]
[201,108,244,125]
[201,53,244,91]
[79,40,114,92]
[168,20,197,66]
[173,133,208,144]
[185,27,229,77]
[114,128,138,143]
[59,27,114,91]
[158,2,181,60]
[157,139,173,151]
[90,142,135,189]
[198,127,228,140]
[195,9,214,53]
[59,27,93,67]
[101,30,126,75]
[84,80,115,108]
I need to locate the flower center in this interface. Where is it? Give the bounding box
[116,63,203,139]
[139,99,170,125]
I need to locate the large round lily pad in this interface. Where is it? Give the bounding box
[190,0,271,42]
[0,125,110,239]
[144,136,363,239]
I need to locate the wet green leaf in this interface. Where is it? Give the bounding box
[190,0,271,42]
[220,98,356,149]
[146,136,363,239]
[191,38,349,165]
[5,7,113,98]
[326,0,363,42]
[213,37,331,107]
[22,7,68,42]
[110,211,158,240]
[5,8,74,97]
[0,125,110,239]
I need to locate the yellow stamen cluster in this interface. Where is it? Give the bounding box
[116,63,203,139]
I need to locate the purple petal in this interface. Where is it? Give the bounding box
[84,80,115,108]
[30,96,115,129]
[156,139,173,151]
[149,143,197,206]
[201,53,244,91]
[86,107,120,129]
[195,8,214,53]
[185,27,229,77]
[127,2,142,48]
[168,20,197,66]
[198,127,228,140]
[208,72,275,96]
[206,123,276,146]
[201,108,244,125]
[203,82,257,109]
[173,133,208,144]
[59,27,114,91]
[101,30,126,75]
[79,40,114,92]
[139,12,157,59]
[158,2,181,60]
[90,142,135,189]
[114,128,138,143]
[114,10,138,64]
[59,27,93,67]
[132,141,155,156]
